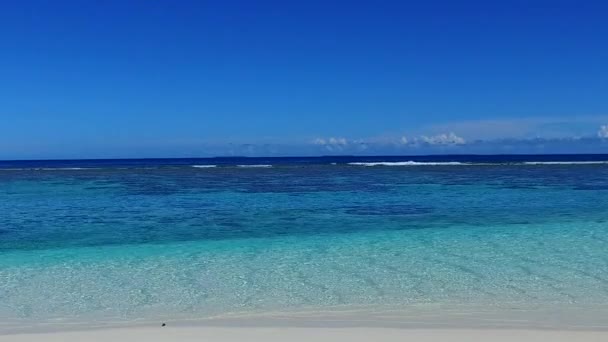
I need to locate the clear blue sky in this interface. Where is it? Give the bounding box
[1,0,607,158]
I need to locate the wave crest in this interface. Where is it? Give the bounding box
[348,161,465,166]
[191,165,217,168]
[522,161,608,165]
[236,164,272,168]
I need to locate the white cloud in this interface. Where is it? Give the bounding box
[313,137,348,146]
[398,133,466,146]
[313,137,349,151]
[313,133,466,152]
[598,125,608,139]
[329,137,348,146]
[417,132,466,145]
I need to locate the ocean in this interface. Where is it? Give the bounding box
[1,155,608,330]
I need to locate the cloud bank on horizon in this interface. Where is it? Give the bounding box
[289,117,603,157]
[6,123,608,160]
[3,116,605,162]
[306,121,608,156]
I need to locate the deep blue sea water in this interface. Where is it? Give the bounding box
[1,155,608,329]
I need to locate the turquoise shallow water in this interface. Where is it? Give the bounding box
[1,158,608,329]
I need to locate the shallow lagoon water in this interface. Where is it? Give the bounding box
[1,157,608,329]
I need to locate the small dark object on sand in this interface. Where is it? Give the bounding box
[161,323,166,327]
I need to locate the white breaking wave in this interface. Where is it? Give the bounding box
[522,161,608,165]
[236,164,273,168]
[346,160,608,167]
[191,165,217,168]
[348,161,465,166]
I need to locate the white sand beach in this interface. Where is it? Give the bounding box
[2,326,607,342]
[3,305,608,341]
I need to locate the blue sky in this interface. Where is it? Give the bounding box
[1,0,607,159]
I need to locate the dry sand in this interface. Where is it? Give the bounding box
[2,326,607,342]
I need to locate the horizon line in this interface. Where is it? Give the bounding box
[3,152,608,163]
